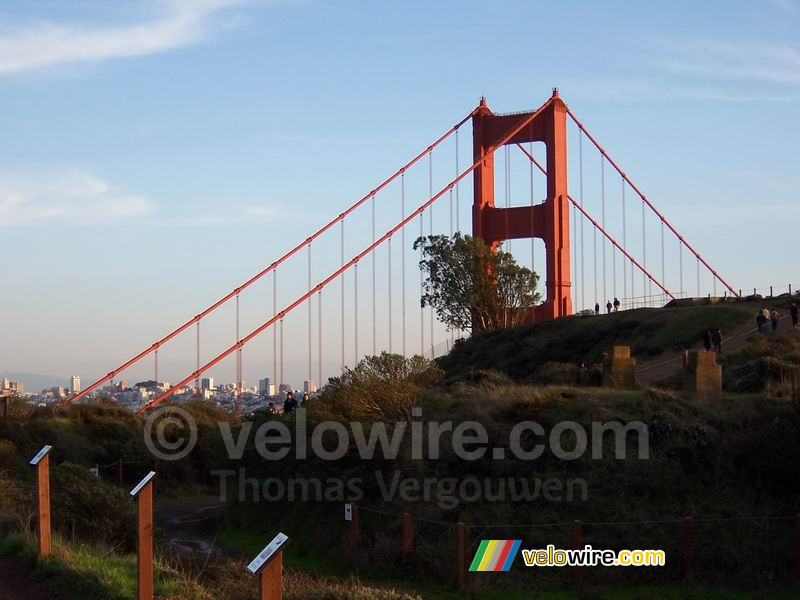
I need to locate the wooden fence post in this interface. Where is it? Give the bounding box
[130,472,156,600]
[29,445,53,557]
[795,513,800,579]
[682,515,693,580]
[572,520,583,589]
[402,512,413,562]
[248,533,289,600]
[457,522,466,590]
[350,504,359,543]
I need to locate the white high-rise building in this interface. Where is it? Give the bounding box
[200,377,214,390]
[70,375,81,394]
[303,379,316,394]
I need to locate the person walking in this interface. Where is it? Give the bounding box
[613,297,621,312]
[283,391,298,414]
[756,308,767,333]
[712,328,723,354]
[606,300,613,314]
[771,308,780,331]
[594,302,600,316]
[702,329,712,352]
[791,302,799,327]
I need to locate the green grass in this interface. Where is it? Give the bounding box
[0,532,195,600]
[439,304,753,382]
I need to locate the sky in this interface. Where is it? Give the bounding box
[1,0,798,391]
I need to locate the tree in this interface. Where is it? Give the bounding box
[414,233,541,331]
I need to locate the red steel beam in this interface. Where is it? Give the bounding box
[137,100,556,413]
[565,108,739,298]
[516,144,675,300]
[69,108,477,405]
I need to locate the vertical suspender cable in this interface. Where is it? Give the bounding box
[154,349,158,384]
[371,194,376,356]
[280,317,284,390]
[317,290,322,390]
[236,294,241,414]
[341,219,345,370]
[354,262,358,365]
[601,156,606,305]
[429,149,434,358]
[579,129,585,311]
[455,128,460,233]
[273,270,277,384]
[401,173,406,356]
[679,241,684,296]
[195,321,200,391]
[622,176,627,303]
[660,220,665,302]
[308,244,312,384]
[696,257,700,297]
[529,139,535,274]
[573,189,578,309]
[420,209,424,357]
[388,237,393,353]
[504,144,510,252]
[642,198,647,303]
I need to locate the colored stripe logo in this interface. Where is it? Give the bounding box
[469,540,521,571]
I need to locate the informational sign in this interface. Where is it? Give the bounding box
[89,466,99,478]
[129,471,156,497]
[29,445,52,466]
[344,503,353,522]
[247,533,289,574]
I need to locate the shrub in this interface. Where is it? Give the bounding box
[51,462,134,548]
[322,353,443,420]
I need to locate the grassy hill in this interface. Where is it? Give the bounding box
[438,303,754,382]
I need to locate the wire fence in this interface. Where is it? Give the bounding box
[349,504,800,592]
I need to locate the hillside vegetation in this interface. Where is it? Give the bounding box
[439,304,753,382]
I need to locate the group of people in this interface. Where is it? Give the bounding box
[594,298,621,315]
[702,329,725,354]
[266,391,309,415]
[756,307,784,333]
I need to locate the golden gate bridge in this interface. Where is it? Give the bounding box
[67,89,737,414]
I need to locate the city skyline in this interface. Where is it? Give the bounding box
[1,0,798,389]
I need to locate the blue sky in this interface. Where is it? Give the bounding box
[1,0,798,390]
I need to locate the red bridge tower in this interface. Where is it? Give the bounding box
[472,89,572,321]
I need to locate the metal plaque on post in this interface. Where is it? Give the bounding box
[248,533,289,600]
[29,445,53,556]
[130,471,157,600]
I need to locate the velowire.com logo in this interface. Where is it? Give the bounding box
[469,540,522,572]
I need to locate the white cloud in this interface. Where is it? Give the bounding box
[0,0,251,75]
[656,40,800,86]
[0,171,153,226]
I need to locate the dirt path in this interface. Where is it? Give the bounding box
[636,302,793,385]
[0,556,66,600]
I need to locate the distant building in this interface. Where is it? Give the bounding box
[201,377,215,390]
[259,378,277,396]
[2,378,24,395]
[278,383,292,394]
[303,379,316,394]
[70,375,81,394]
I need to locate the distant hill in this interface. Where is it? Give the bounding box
[1,371,67,393]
